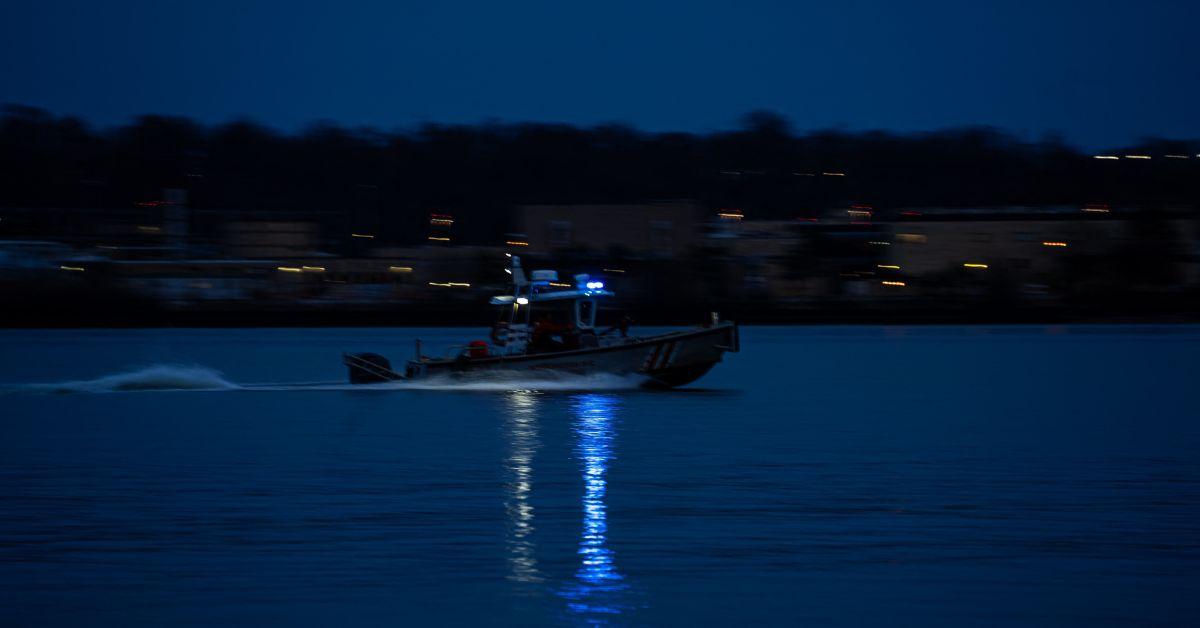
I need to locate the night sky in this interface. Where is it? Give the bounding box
[2,0,1197,147]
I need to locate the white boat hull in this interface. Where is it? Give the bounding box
[344,322,738,388]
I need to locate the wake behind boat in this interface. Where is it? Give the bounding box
[344,255,738,388]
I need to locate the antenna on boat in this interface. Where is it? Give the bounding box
[508,254,528,288]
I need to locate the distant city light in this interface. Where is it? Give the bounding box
[1163,155,1190,159]
[548,282,572,287]
[603,268,626,274]
[59,265,85,272]
[505,240,529,246]
[388,266,413,273]
[1124,155,1151,160]
[428,236,451,241]
[516,297,529,305]
[351,233,375,239]
[847,210,872,216]
[277,266,303,273]
[1093,155,1120,160]
[881,280,906,287]
[301,266,326,272]
[877,264,901,270]
[963,263,989,269]
[136,225,161,233]
[1082,206,1111,213]
[428,281,470,287]
[868,241,891,246]
[822,172,846,177]
[717,209,744,220]
[1042,241,1068,247]
[896,233,927,243]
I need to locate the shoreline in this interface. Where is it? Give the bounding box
[2,302,1196,329]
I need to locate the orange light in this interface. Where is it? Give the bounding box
[1042,241,1068,247]
[505,240,529,246]
[881,280,906,287]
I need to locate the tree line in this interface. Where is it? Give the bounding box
[2,104,1197,245]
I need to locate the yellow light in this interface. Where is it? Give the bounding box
[277,266,303,273]
[877,264,900,270]
[1124,155,1151,160]
[428,281,470,288]
[1041,241,1068,247]
[881,280,906,287]
[548,281,571,287]
[427,236,451,242]
[505,240,529,246]
[351,233,375,239]
[301,266,325,272]
[388,266,413,273]
[59,265,85,272]
[963,263,989,269]
[822,172,845,176]
[1093,155,1119,160]
[136,225,161,233]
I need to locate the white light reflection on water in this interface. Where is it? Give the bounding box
[561,393,630,622]
[504,390,543,585]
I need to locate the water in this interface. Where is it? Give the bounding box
[2,326,1199,626]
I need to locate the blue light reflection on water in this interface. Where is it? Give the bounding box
[560,393,630,621]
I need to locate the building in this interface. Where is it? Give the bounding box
[514,201,701,258]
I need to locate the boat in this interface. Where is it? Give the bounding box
[343,255,738,388]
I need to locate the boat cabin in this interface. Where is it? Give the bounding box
[487,257,620,356]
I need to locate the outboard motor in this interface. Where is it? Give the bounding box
[345,352,398,384]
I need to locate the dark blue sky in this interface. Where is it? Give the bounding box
[2,0,1197,147]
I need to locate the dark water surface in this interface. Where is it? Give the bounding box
[2,326,1199,626]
